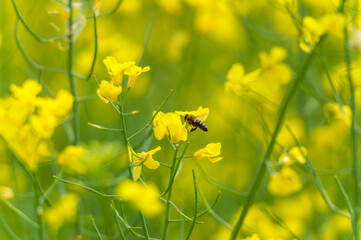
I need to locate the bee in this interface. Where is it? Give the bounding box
[184,114,208,132]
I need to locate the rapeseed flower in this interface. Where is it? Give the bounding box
[324,103,352,126]
[279,146,307,166]
[268,167,302,196]
[57,141,119,175]
[96,80,122,103]
[57,145,86,174]
[103,56,135,86]
[259,46,292,88]
[0,186,14,200]
[115,179,163,217]
[44,193,79,231]
[124,65,150,88]
[241,233,261,240]
[194,142,222,163]
[130,146,161,181]
[0,80,73,171]
[153,111,187,143]
[225,63,260,95]
[300,16,325,53]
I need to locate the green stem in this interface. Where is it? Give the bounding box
[68,0,80,145]
[118,98,150,240]
[0,215,21,240]
[11,0,68,43]
[2,200,39,229]
[85,14,98,81]
[91,218,104,240]
[230,35,327,239]
[162,143,189,196]
[344,25,360,240]
[111,201,126,240]
[33,174,45,240]
[162,147,179,240]
[184,170,198,240]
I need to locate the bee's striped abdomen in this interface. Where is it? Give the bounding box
[195,119,208,131]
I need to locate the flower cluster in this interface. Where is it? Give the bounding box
[44,193,79,231]
[268,145,307,196]
[225,46,291,96]
[0,80,73,171]
[97,56,150,103]
[115,179,163,217]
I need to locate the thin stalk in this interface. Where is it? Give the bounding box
[54,176,120,198]
[162,143,189,196]
[230,35,327,240]
[2,200,39,228]
[0,215,21,240]
[33,174,45,240]
[184,170,198,240]
[11,0,68,43]
[127,89,173,141]
[192,158,246,197]
[161,147,179,240]
[344,24,360,240]
[118,99,150,240]
[68,0,80,145]
[85,14,98,81]
[111,201,126,240]
[14,21,86,79]
[91,218,104,240]
[286,125,349,218]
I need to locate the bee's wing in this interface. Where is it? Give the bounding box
[195,113,209,122]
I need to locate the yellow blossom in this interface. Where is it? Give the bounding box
[0,186,14,200]
[279,146,307,166]
[57,145,86,174]
[300,16,325,53]
[124,65,151,88]
[10,79,42,115]
[96,80,122,103]
[259,46,292,88]
[268,167,302,196]
[241,233,261,240]
[103,56,135,86]
[115,179,163,217]
[44,193,79,231]
[57,142,121,175]
[153,111,187,143]
[324,103,352,126]
[194,142,222,163]
[225,63,260,95]
[131,146,161,181]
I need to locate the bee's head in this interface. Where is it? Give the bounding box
[184,114,188,120]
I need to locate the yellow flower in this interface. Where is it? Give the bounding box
[194,142,222,163]
[153,111,187,143]
[96,80,122,103]
[324,103,352,126]
[225,63,260,95]
[259,46,292,88]
[124,65,151,88]
[320,13,345,38]
[268,167,302,196]
[57,145,86,174]
[103,56,135,86]
[115,179,163,217]
[0,186,14,200]
[10,79,42,115]
[300,16,325,53]
[131,146,161,181]
[44,193,79,231]
[279,146,307,166]
[241,233,261,240]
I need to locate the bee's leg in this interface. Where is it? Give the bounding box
[190,127,197,132]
